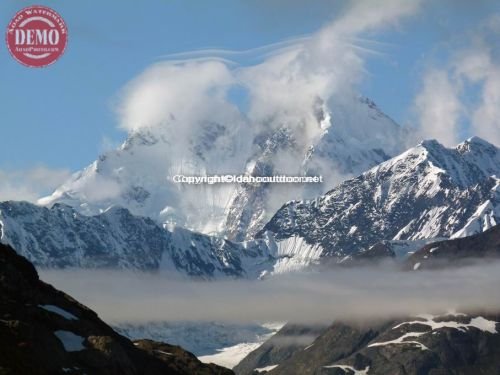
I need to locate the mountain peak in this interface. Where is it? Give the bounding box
[456,136,498,151]
[456,136,499,154]
[262,136,500,258]
[419,138,444,148]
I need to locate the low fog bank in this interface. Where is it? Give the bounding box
[40,261,500,324]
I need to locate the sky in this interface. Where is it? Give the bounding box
[1,0,499,199]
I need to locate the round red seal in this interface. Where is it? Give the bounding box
[5,5,68,68]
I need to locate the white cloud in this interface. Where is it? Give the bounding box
[414,13,500,147]
[330,0,421,35]
[118,60,238,133]
[454,35,500,145]
[241,0,422,147]
[414,68,462,146]
[118,0,423,139]
[471,70,500,145]
[0,166,71,203]
[102,0,423,227]
[114,0,422,172]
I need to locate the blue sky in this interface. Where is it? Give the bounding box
[0,0,499,174]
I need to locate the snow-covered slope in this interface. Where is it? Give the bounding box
[0,201,257,277]
[3,137,499,277]
[224,97,407,241]
[3,137,498,277]
[261,137,500,260]
[39,96,408,240]
[0,201,323,277]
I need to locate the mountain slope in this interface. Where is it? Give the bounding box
[39,96,408,240]
[260,137,500,260]
[406,223,500,270]
[236,221,500,374]
[0,201,318,278]
[0,242,233,375]
[3,137,499,278]
[233,324,326,375]
[260,313,500,375]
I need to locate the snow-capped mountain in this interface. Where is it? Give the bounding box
[0,201,324,278]
[39,96,408,241]
[0,201,263,277]
[260,137,500,260]
[2,137,499,278]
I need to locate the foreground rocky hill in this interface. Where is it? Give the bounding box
[0,242,233,375]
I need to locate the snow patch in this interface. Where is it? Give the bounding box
[199,342,262,369]
[271,236,323,274]
[39,305,78,320]
[451,199,498,238]
[54,330,85,352]
[196,322,283,368]
[368,314,498,352]
[323,364,370,374]
[255,364,279,373]
[394,314,498,334]
[368,331,428,351]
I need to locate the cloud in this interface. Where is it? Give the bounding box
[108,0,422,226]
[454,18,500,145]
[414,13,500,146]
[117,0,422,143]
[330,0,420,35]
[40,260,500,324]
[157,35,313,64]
[0,166,71,203]
[413,68,462,146]
[117,60,237,133]
[240,0,422,143]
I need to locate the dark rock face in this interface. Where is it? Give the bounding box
[0,243,233,375]
[406,224,500,270]
[133,340,232,375]
[240,314,500,375]
[234,324,326,375]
